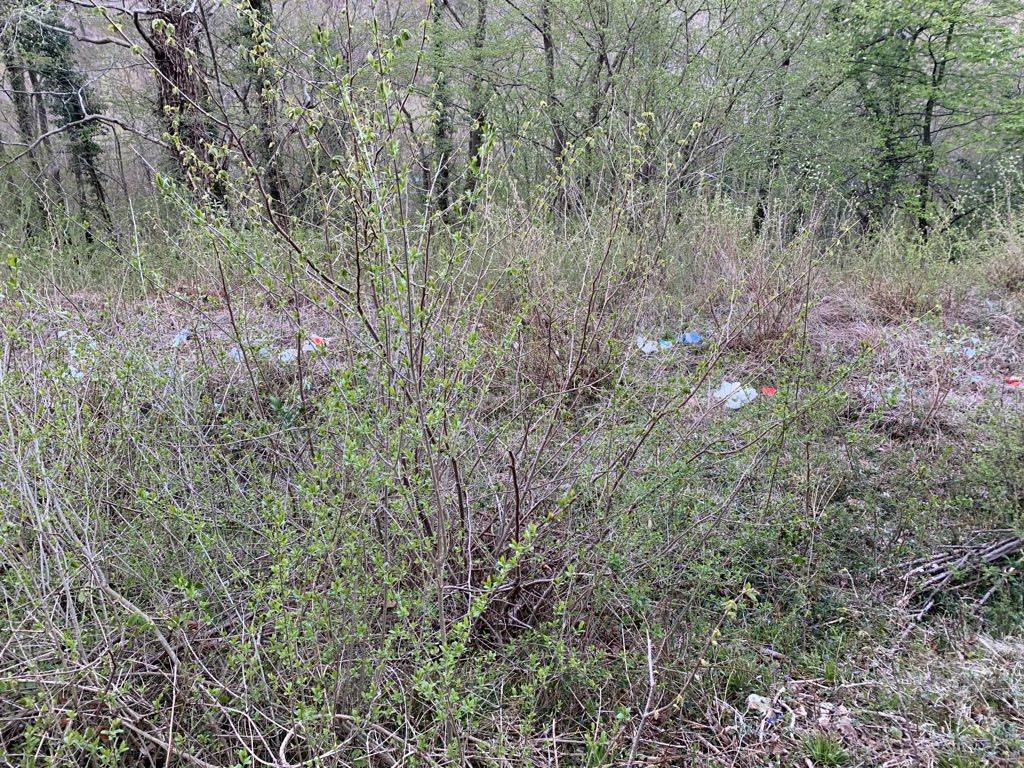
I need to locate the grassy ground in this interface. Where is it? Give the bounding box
[1,210,1022,767]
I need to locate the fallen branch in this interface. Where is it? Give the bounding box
[898,536,1023,619]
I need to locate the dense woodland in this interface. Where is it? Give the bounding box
[2,2,1024,768]
[1,0,1022,241]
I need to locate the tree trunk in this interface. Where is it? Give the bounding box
[917,22,954,240]
[244,0,286,213]
[753,56,790,235]
[463,0,488,208]
[139,1,226,203]
[540,0,565,173]
[430,0,453,216]
[582,0,610,195]
[31,11,113,237]
[2,54,48,233]
[27,69,65,215]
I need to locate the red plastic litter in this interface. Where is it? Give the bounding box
[760,386,778,397]
[1005,377,1022,388]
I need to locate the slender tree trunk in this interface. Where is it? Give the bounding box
[917,22,954,240]
[582,0,609,195]
[540,0,565,173]
[430,0,453,216]
[584,0,610,133]
[28,70,65,216]
[855,76,903,226]
[753,56,790,235]
[2,55,48,232]
[245,0,286,213]
[463,0,488,208]
[77,146,112,229]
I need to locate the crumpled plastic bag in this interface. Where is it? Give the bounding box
[714,380,758,410]
[636,335,659,354]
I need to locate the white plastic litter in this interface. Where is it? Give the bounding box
[714,380,758,410]
[746,693,773,717]
[170,328,192,348]
[278,348,298,364]
[227,346,243,363]
[636,335,659,354]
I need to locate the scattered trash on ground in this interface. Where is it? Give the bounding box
[637,330,702,354]
[746,693,773,717]
[169,328,192,348]
[636,335,659,354]
[226,334,329,365]
[714,380,758,410]
[945,336,980,360]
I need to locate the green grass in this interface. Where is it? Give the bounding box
[803,733,850,766]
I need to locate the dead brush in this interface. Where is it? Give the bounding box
[858,229,967,324]
[867,275,932,321]
[866,272,962,323]
[483,214,656,403]
[691,218,819,354]
[867,352,957,439]
[981,219,1024,296]
[896,535,1024,620]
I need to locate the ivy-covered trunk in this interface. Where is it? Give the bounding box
[18,8,110,240]
[139,1,226,204]
[242,0,285,214]
[463,0,488,209]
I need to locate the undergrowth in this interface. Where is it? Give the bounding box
[1,204,1022,766]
